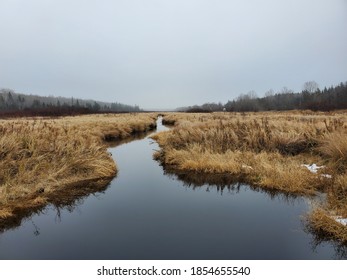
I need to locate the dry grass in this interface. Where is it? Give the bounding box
[309,173,347,244]
[0,113,157,220]
[319,132,347,172]
[309,208,347,244]
[153,111,347,243]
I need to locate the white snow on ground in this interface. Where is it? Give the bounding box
[333,216,347,226]
[302,165,345,227]
[301,163,332,179]
[301,163,325,173]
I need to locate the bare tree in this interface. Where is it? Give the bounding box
[264,89,274,97]
[302,81,319,93]
[280,87,294,94]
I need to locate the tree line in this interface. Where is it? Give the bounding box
[181,81,347,112]
[0,89,142,117]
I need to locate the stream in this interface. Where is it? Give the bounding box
[0,117,345,259]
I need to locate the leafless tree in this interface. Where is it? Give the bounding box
[302,81,319,93]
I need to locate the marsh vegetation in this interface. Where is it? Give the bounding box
[1,117,342,259]
[0,111,346,258]
[0,113,157,222]
[153,111,347,244]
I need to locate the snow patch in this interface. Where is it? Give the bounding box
[301,164,325,173]
[333,216,347,226]
[301,164,332,179]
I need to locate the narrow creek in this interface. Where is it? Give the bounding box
[0,117,345,259]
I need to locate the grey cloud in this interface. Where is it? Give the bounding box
[0,0,346,109]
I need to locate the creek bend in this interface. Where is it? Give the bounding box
[0,117,345,259]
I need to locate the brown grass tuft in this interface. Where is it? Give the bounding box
[308,208,347,244]
[319,132,347,172]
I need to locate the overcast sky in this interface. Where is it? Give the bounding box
[0,0,346,109]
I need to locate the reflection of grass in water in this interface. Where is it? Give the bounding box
[0,113,157,222]
[163,159,347,259]
[306,173,347,244]
[306,220,347,259]
[307,207,347,245]
[0,178,111,233]
[153,111,347,246]
[164,165,347,259]
[163,166,302,201]
[107,130,153,148]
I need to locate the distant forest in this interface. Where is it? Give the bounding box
[181,81,347,112]
[0,89,142,117]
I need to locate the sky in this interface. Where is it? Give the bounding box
[0,0,346,110]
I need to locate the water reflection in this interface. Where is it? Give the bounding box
[107,130,154,148]
[0,128,156,234]
[163,167,303,203]
[308,231,347,259]
[0,179,111,234]
[162,166,347,257]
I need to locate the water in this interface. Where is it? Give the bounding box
[0,118,345,259]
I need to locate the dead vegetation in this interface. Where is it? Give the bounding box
[153,111,347,243]
[0,113,157,220]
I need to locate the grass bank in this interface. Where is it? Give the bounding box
[0,113,157,222]
[152,111,347,243]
